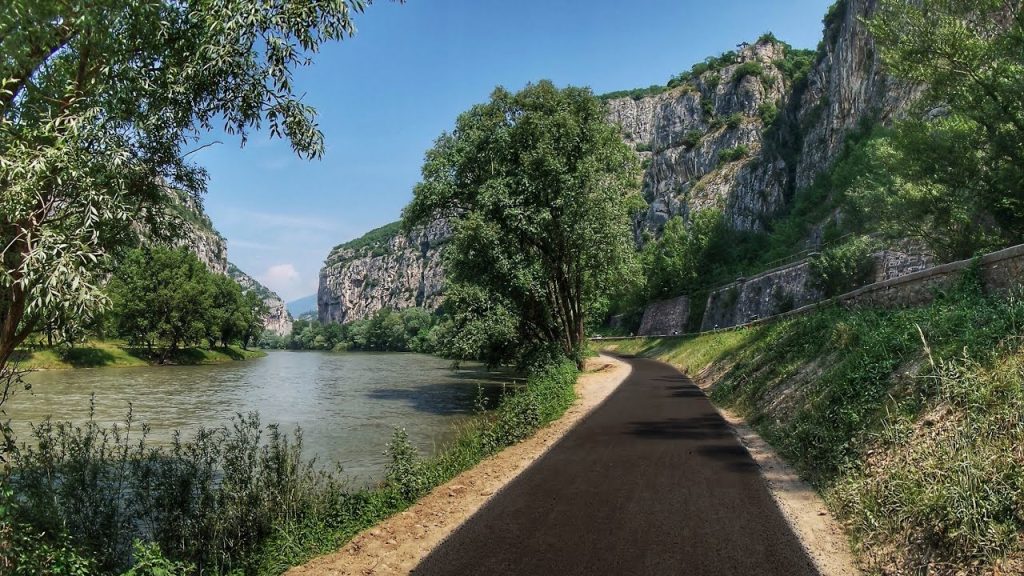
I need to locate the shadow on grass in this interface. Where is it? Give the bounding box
[59,347,120,368]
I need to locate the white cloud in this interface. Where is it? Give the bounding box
[258,263,305,300]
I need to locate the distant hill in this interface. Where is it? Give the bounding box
[287,294,318,317]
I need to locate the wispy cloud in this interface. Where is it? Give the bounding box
[229,210,338,231]
[228,239,278,251]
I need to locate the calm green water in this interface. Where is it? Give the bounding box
[10,351,512,484]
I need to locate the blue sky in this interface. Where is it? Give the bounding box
[195,0,834,301]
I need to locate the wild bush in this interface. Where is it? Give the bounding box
[5,360,579,575]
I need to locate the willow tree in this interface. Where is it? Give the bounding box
[404,81,642,368]
[0,0,392,380]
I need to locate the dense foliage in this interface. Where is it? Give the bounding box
[104,247,267,360]
[263,308,437,353]
[0,0,387,386]
[405,81,642,368]
[852,0,1024,259]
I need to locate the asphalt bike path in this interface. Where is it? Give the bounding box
[412,355,819,576]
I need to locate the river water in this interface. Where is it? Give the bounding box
[9,351,513,484]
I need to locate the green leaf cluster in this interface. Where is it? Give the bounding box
[0,0,385,375]
[266,307,438,353]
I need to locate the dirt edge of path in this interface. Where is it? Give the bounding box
[692,364,863,576]
[286,355,632,576]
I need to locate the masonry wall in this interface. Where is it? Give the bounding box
[626,244,1024,339]
[701,260,823,332]
[638,296,690,336]
[832,244,1024,310]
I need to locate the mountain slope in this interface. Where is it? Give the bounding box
[287,295,318,318]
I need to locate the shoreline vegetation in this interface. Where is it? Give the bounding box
[288,356,630,575]
[11,340,266,371]
[601,278,1024,575]
[2,359,580,574]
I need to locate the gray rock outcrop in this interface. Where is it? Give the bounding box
[317,0,921,326]
[605,0,916,241]
[171,191,292,336]
[228,264,294,336]
[318,220,450,324]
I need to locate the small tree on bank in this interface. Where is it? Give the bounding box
[404,81,642,368]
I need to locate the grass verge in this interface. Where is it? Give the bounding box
[11,341,265,370]
[603,282,1024,575]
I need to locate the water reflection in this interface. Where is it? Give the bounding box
[11,351,515,484]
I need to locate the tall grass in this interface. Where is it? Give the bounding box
[604,280,1024,574]
[0,360,579,575]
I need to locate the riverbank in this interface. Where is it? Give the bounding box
[600,285,1024,575]
[285,355,630,575]
[12,340,265,370]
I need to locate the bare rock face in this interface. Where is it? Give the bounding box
[172,191,292,336]
[176,222,228,275]
[793,0,918,191]
[316,0,920,325]
[605,40,793,234]
[318,220,450,324]
[228,264,294,336]
[605,0,916,241]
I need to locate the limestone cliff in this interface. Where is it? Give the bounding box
[227,264,293,336]
[167,191,229,274]
[605,39,794,233]
[317,0,917,325]
[605,0,915,239]
[318,220,449,324]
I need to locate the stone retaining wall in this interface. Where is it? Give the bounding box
[701,259,823,332]
[638,296,690,336]
[833,244,1024,310]
[631,243,1024,338]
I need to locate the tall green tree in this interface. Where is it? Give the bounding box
[860,0,1024,258]
[107,246,225,362]
[404,81,642,368]
[239,291,268,350]
[643,209,732,302]
[0,0,392,378]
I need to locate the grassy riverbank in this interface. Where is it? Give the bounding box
[3,359,578,575]
[602,281,1024,575]
[12,340,265,370]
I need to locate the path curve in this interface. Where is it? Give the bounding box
[412,355,819,576]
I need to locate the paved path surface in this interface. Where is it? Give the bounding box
[412,355,819,576]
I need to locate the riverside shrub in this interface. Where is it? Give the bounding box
[3,360,579,575]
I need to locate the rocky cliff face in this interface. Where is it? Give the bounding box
[317,0,918,325]
[227,264,294,336]
[605,40,793,233]
[167,192,229,274]
[318,220,449,324]
[793,0,918,191]
[172,193,293,336]
[605,0,916,240]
